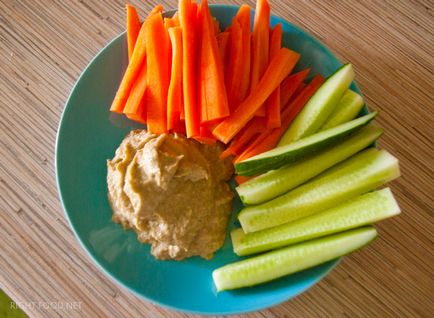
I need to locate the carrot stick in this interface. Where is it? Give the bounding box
[234,131,273,163]
[123,61,147,124]
[146,12,170,134]
[219,147,235,160]
[149,5,163,15]
[110,21,147,112]
[225,18,244,110]
[216,32,230,74]
[163,18,174,79]
[281,74,325,123]
[280,68,310,108]
[232,117,267,148]
[235,175,253,185]
[236,5,252,103]
[123,16,148,123]
[194,126,217,144]
[164,17,176,29]
[172,11,179,23]
[265,23,283,128]
[179,0,200,137]
[177,120,186,135]
[126,5,141,61]
[293,82,306,96]
[198,0,230,124]
[278,81,307,119]
[167,27,183,132]
[250,0,270,89]
[213,48,300,144]
[110,6,162,113]
[179,102,185,120]
[234,74,325,162]
[250,0,270,116]
[220,117,266,159]
[217,32,230,58]
[176,6,186,126]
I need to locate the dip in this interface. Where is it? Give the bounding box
[107,130,234,260]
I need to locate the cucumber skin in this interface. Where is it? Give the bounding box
[239,148,401,233]
[278,64,355,146]
[236,125,383,205]
[213,226,377,291]
[235,112,377,176]
[232,188,399,256]
[320,89,365,131]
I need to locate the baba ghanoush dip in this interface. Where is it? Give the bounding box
[107,130,234,260]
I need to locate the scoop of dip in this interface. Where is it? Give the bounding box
[107,130,234,260]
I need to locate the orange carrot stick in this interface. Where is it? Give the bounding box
[235,175,253,185]
[198,0,230,124]
[177,5,186,126]
[219,147,235,160]
[220,117,266,159]
[292,82,306,99]
[164,17,176,29]
[110,22,147,112]
[165,9,180,28]
[110,6,162,113]
[213,48,300,144]
[280,68,310,108]
[281,75,325,124]
[234,74,325,162]
[179,101,185,120]
[167,27,183,132]
[172,11,179,23]
[225,18,244,110]
[233,117,267,147]
[236,5,252,102]
[149,5,163,15]
[123,15,148,123]
[216,31,230,74]
[177,119,186,135]
[126,5,141,61]
[265,23,283,128]
[146,12,170,134]
[234,131,273,163]
[163,18,174,84]
[250,0,270,116]
[194,126,217,144]
[165,11,180,28]
[179,0,200,137]
[123,61,147,124]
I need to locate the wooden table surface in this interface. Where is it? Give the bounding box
[1,0,433,317]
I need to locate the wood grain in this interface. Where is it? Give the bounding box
[0,0,433,317]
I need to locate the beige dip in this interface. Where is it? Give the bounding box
[107,130,233,260]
